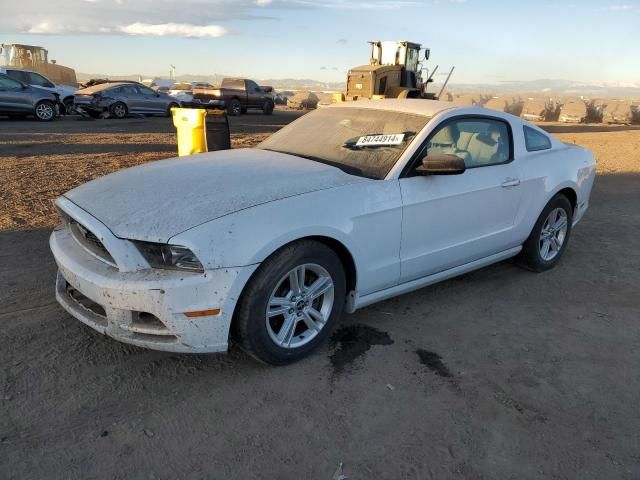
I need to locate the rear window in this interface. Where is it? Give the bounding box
[222,78,244,89]
[524,126,552,152]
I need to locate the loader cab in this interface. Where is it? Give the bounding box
[369,41,422,72]
[0,44,48,68]
[344,40,431,100]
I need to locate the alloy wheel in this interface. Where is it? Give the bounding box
[35,102,54,120]
[265,263,334,349]
[539,207,568,261]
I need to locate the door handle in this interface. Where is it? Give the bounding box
[501,178,520,188]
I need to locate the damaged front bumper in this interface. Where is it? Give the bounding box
[50,198,257,353]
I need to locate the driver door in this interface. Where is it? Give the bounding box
[399,116,523,282]
[136,85,164,113]
[0,75,32,113]
[246,80,262,108]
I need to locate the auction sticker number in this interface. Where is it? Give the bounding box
[355,134,405,147]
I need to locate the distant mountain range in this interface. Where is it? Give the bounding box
[448,79,640,97]
[77,72,640,96]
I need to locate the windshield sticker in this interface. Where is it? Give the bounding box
[355,134,405,147]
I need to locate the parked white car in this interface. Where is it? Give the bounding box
[50,100,596,364]
[167,82,214,104]
[0,67,77,113]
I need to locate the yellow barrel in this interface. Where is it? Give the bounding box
[171,108,207,156]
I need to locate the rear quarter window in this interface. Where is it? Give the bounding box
[524,126,552,152]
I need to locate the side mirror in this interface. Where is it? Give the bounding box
[415,153,466,175]
[424,48,430,61]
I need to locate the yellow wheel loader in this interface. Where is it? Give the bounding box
[337,40,454,103]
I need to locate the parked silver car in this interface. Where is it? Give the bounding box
[0,67,77,114]
[0,72,59,121]
[74,81,180,118]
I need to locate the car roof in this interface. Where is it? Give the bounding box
[1,66,37,73]
[326,98,470,117]
[78,82,140,93]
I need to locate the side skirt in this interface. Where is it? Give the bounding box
[345,246,522,313]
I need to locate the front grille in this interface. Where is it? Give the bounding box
[68,220,116,265]
[66,283,108,326]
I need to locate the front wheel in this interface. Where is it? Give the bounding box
[166,102,179,117]
[262,99,274,115]
[34,100,56,121]
[518,194,573,272]
[233,240,346,365]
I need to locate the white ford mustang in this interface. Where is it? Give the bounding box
[50,100,596,364]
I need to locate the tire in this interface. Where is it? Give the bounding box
[227,98,242,116]
[34,100,56,121]
[262,99,275,115]
[109,102,128,119]
[518,194,573,272]
[63,97,76,115]
[233,240,346,365]
[166,102,179,117]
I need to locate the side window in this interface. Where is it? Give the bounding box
[5,70,29,83]
[0,75,24,90]
[121,86,138,95]
[28,72,54,88]
[427,118,512,168]
[138,86,156,95]
[246,80,259,92]
[524,126,552,152]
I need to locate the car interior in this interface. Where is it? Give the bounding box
[428,119,510,167]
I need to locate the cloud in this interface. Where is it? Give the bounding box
[290,0,421,9]
[1,0,427,37]
[1,0,278,38]
[119,23,226,38]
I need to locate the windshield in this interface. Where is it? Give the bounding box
[258,107,429,179]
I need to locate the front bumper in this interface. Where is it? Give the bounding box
[50,199,257,353]
[183,98,225,109]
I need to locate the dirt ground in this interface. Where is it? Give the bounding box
[1,110,639,479]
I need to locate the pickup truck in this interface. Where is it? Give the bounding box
[191,78,275,116]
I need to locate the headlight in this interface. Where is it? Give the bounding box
[133,241,204,272]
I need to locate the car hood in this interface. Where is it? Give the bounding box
[64,148,367,243]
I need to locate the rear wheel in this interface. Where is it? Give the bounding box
[233,240,346,365]
[34,100,56,121]
[227,99,242,116]
[518,194,573,272]
[109,102,128,119]
[62,97,76,115]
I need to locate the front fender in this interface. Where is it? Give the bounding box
[170,180,403,296]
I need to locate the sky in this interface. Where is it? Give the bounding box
[1,0,639,84]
